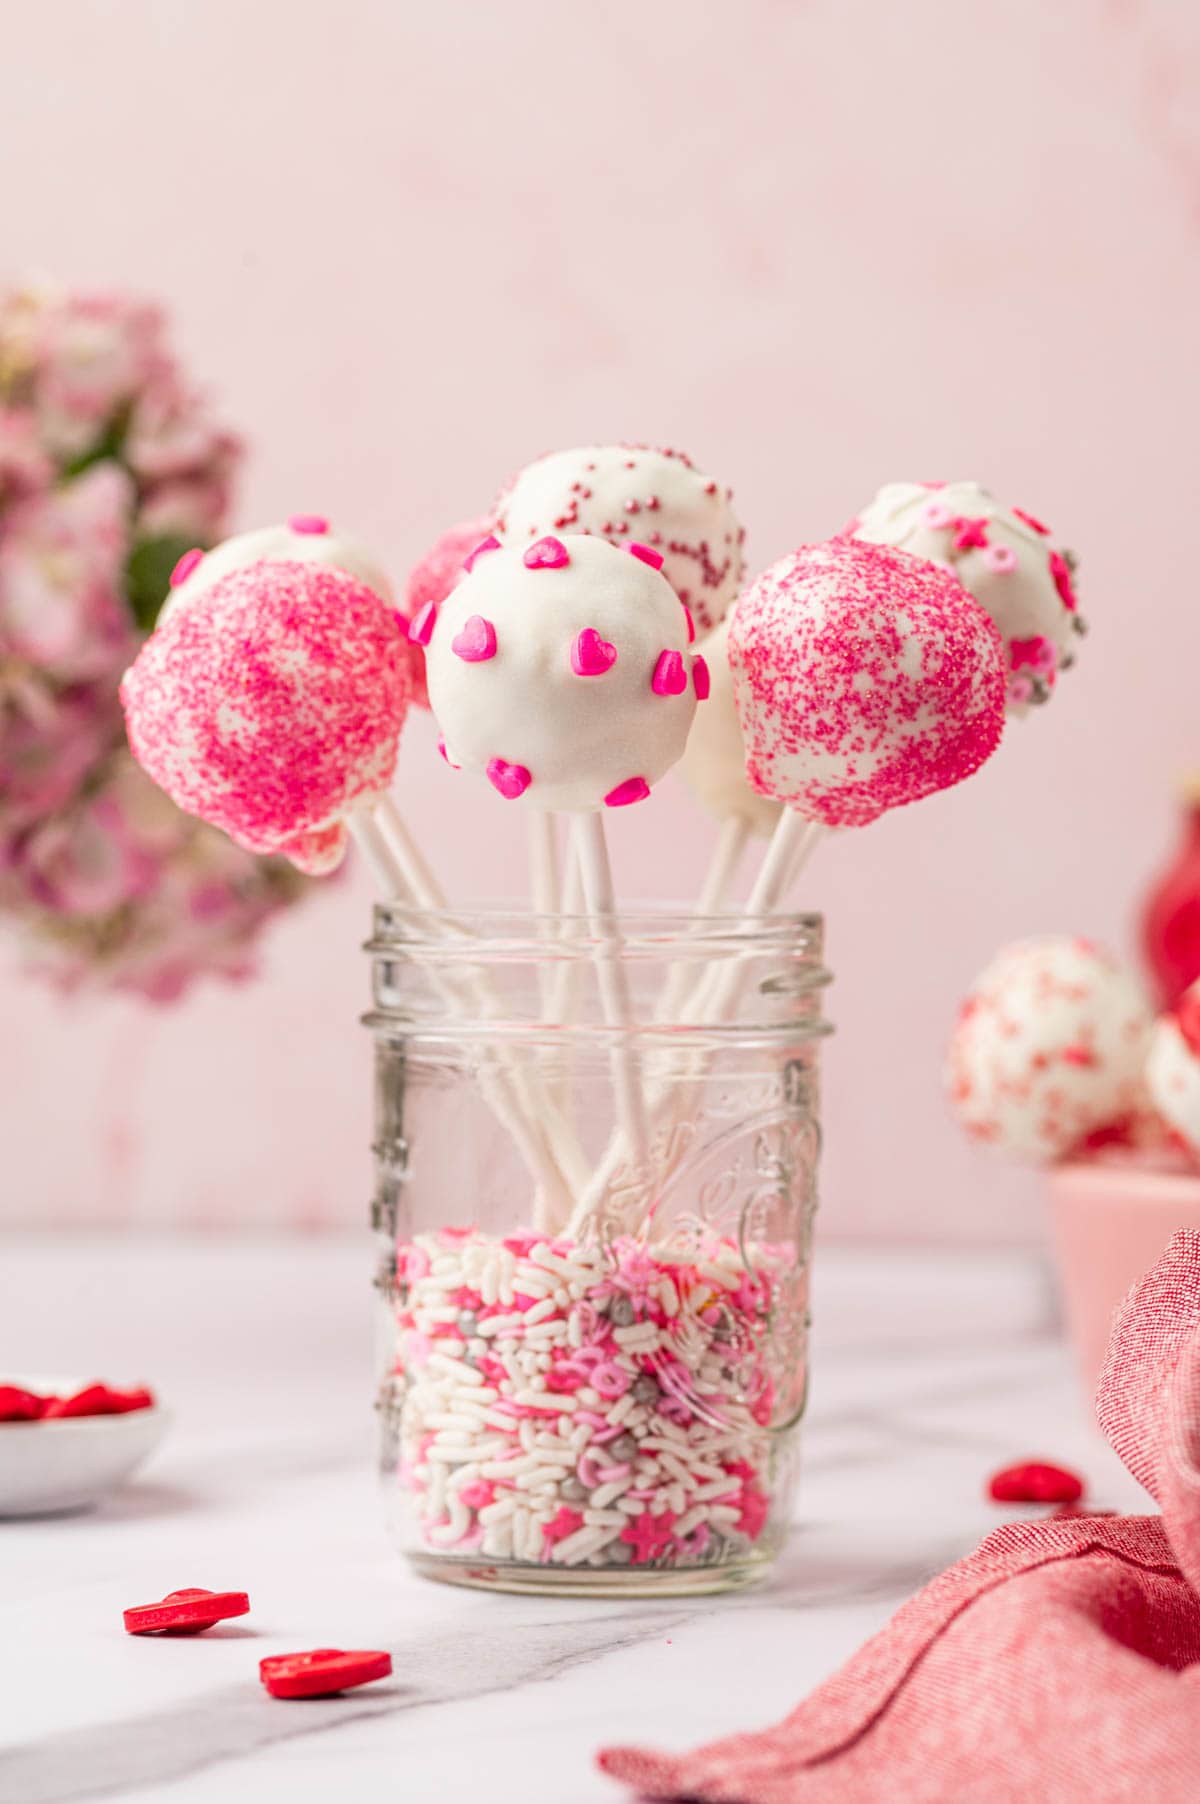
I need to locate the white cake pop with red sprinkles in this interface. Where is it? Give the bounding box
[494,444,744,634]
[728,538,1007,829]
[1145,984,1200,1158]
[160,514,393,624]
[848,480,1083,716]
[424,532,701,810]
[947,938,1151,1162]
[122,561,410,874]
[679,614,781,838]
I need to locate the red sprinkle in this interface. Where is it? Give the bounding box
[987,1460,1085,1505]
[0,1385,47,1422]
[41,1383,156,1419]
[124,1589,250,1636]
[260,1648,392,1699]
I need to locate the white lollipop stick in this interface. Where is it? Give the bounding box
[574,812,650,1175]
[655,816,750,1027]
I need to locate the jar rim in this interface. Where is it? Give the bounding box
[364,900,826,957]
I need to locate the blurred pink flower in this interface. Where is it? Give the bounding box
[0,408,52,505]
[0,676,119,845]
[7,288,170,459]
[124,375,241,489]
[0,462,136,681]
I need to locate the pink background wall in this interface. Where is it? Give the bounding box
[2,0,1197,1242]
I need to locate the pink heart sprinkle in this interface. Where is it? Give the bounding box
[651,650,687,696]
[523,536,570,570]
[463,534,501,574]
[571,628,617,676]
[408,601,438,646]
[681,603,696,644]
[604,777,650,808]
[487,758,532,800]
[693,655,711,700]
[452,614,498,662]
[170,547,204,587]
[628,542,664,571]
[288,514,329,535]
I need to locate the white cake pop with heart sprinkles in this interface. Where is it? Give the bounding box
[424,532,702,810]
[848,480,1084,716]
[1145,985,1200,1158]
[679,614,781,838]
[494,444,744,634]
[160,514,393,623]
[946,937,1151,1162]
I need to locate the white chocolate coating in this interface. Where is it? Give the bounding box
[425,534,699,812]
[495,445,744,634]
[678,615,781,837]
[1145,996,1200,1157]
[850,480,1082,716]
[160,519,393,624]
[946,937,1151,1163]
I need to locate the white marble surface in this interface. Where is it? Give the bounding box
[0,1237,1150,1803]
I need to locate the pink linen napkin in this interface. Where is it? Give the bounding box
[599,1230,1200,1803]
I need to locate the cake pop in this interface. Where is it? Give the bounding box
[946,938,1151,1162]
[159,514,393,624]
[1145,984,1200,1158]
[424,532,700,811]
[848,480,1083,716]
[494,444,744,634]
[729,539,1007,830]
[121,561,410,874]
[678,614,781,841]
[401,516,492,709]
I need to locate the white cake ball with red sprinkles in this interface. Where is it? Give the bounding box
[494,444,744,634]
[121,561,410,874]
[947,938,1151,1162]
[849,480,1083,717]
[1145,984,1200,1158]
[728,538,1006,829]
[424,532,701,810]
[679,614,781,838]
[160,514,393,624]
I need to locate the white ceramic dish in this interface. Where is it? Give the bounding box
[0,1375,169,1517]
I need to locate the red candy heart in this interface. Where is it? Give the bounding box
[570,628,617,677]
[0,1385,48,1422]
[987,1460,1084,1505]
[523,535,569,571]
[124,1588,250,1636]
[486,758,532,800]
[259,1648,393,1699]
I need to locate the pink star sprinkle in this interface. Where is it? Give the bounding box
[524,535,570,570]
[288,514,329,535]
[1049,549,1077,612]
[604,777,651,808]
[627,541,664,571]
[169,547,204,587]
[651,649,687,696]
[692,655,711,700]
[1010,635,1057,675]
[543,1507,585,1546]
[571,628,618,676]
[463,534,501,573]
[486,758,532,800]
[953,516,990,551]
[451,614,498,662]
[981,545,1018,574]
[620,1509,677,1564]
[408,600,438,646]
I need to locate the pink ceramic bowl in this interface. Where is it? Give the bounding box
[1048,1157,1200,1395]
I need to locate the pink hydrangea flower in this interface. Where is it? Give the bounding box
[0,462,136,682]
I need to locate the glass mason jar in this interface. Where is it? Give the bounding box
[365,905,830,1597]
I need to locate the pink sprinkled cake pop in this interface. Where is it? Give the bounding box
[679,615,781,838]
[121,562,410,874]
[494,444,744,634]
[424,533,699,810]
[160,515,393,624]
[947,938,1151,1162]
[728,539,1006,829]
[401,516,491,710]
[848,480,1084,716]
